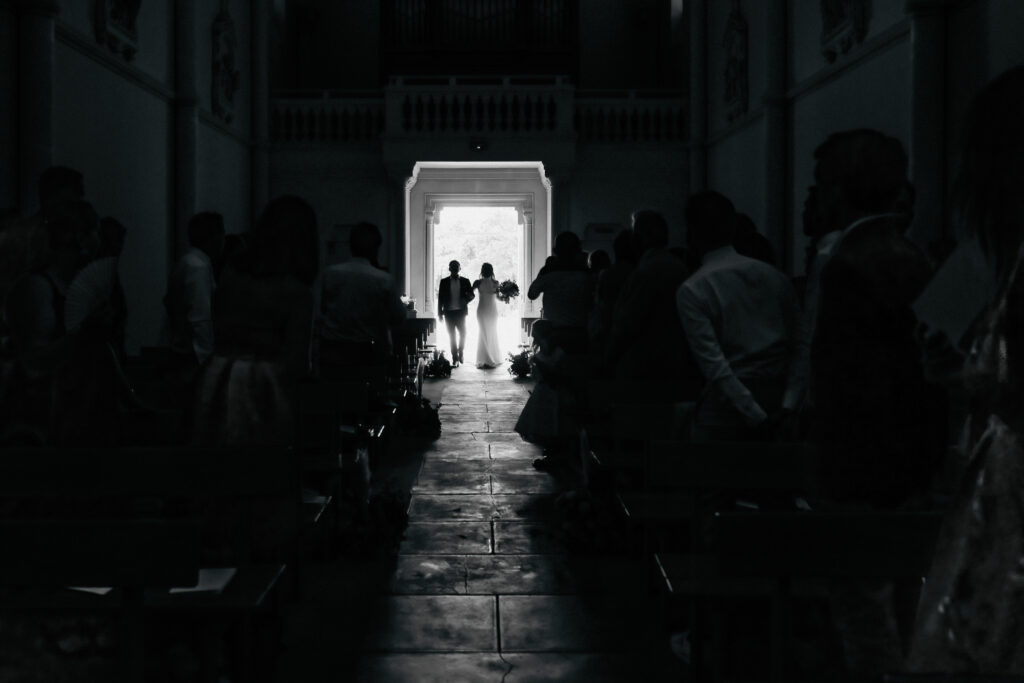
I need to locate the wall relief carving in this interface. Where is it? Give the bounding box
[722,0,749,123]
[93,0,141,61]
[212,2,242,124]
[820,0,872,63]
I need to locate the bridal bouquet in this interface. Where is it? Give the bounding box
[497,279,520,304]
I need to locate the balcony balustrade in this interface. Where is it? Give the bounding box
[270,80,686,144]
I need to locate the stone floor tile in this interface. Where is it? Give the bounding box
[419,442,491,460]
[488,420,520,433]
[464,554,576,594]
[355,654,513,683]
[490,494,556,521]
[490,473,561,495]
[407,494,500,520]
[408,494,554,521]
[400,522,492,555]
[365,595,496,652]
[498,595,654,652]
[484,459,542,475]
[443,420,488,433]
[493,521,566,555]
[499,653,686,682]
[390,555,469,594]
[489,442,544,459]
[474,432,531,444]
[414,469,490,494]
[419,459,492,477]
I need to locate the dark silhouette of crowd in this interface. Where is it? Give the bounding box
[2,64,1023,683]
[511,66,1024,681]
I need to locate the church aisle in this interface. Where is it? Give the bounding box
[352,365,684,682]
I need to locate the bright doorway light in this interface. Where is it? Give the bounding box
[434,205,524,364]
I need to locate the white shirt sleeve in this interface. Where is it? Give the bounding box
[676,282,767,426]
[185,261,215,364]
[783,258,823,411]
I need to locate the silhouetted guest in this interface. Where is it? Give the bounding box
[589,229,637,352]
[676,192,797,441]
[192,196,317,448]
[3,201,120,445]
[437,259,475,366]
[807,130,943,506]
[215,232,248,281]
[319,221,406,363]
[588,249,611,276]
[0,167,84,313]
[164,212,225,379]
[606,210,697,386]
[804,130,945,679]
[98,216,128,363]
[528,231,592,354]
[732,213,776,265]
[910,66,1024,675]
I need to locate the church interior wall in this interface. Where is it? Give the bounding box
[52,36,174,355]
[0,2,16,210]
[569,144,688,247]
[269,146,392,269]
[706,0,767,139]
[196,0,252,134]
[195,124,252,236]
[194,0,254,235]
[787,35,911,273]
[708,118,767,239]
[699,0,914,275]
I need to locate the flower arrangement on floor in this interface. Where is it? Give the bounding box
[507,349,532,378]
[497,279,520,304]
[425,352,452,378]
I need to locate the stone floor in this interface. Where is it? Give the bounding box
[277,363,684,682]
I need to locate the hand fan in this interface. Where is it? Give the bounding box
[64,256,117,331]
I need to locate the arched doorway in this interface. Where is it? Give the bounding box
[403,162,552,320]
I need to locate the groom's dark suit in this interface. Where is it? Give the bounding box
[438,275,475,363]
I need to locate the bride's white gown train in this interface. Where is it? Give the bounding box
[475,278,502,368]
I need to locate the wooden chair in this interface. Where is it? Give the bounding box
[655,510,944,681]
[0,518,200,682]
[0,446,297,681]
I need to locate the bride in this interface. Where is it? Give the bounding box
[473,263,502,368]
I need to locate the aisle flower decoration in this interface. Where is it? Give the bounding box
[425,352,452,378]
[497,279,520,304]
[507,349,532,378]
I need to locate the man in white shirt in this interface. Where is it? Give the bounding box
[320,222,407,361]
[676,191,797,441]
[165,212,224,373]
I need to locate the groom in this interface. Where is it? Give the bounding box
[438,259,474,366]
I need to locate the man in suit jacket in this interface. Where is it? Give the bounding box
[438,260,474,366]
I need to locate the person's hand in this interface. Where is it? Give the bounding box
[76,302,115,341]
[916,323,966,387]
[765,408,801,442]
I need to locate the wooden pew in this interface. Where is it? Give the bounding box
[655,510,943,681]
[617,440,815,534]
[0,446,297,681]
[0,518,200,681]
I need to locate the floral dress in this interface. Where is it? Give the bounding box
[908,250,1024,673]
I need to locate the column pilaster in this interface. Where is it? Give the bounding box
[174,0,198,261]
[906,0,950,248]
[687,0,707,193]
[18,0,60,212]
[251,0,271,223]
[764,0,788,270]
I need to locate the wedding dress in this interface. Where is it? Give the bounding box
[475,277,502,368]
